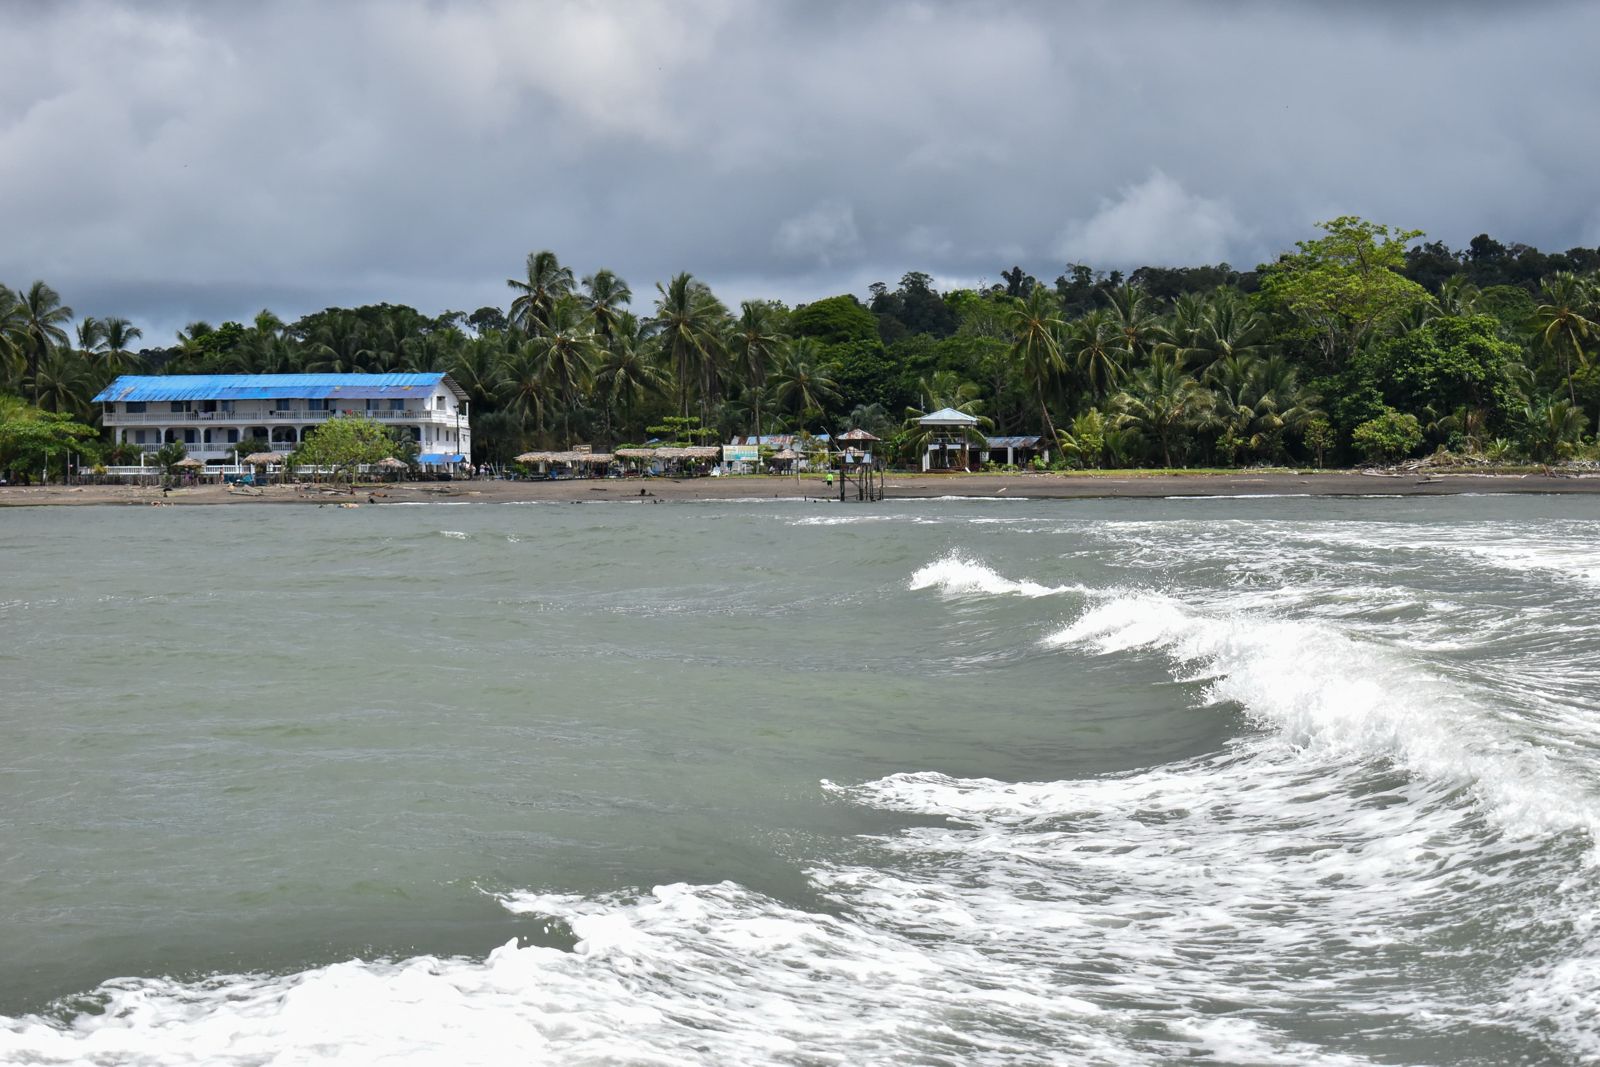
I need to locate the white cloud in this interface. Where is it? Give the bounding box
[1056,171,1242,268]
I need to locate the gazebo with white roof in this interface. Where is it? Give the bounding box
[918,407,981,472]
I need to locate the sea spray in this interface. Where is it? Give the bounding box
[908,553,1088,598]
[1046,594,1600,841]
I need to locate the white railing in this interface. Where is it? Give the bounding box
[103,408,457,425]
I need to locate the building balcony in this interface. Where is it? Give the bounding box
[103,408,459,425]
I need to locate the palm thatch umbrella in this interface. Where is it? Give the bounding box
[173,457,204,468]
[243,452,283,465]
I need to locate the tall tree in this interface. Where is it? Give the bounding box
[652,272,728,424]
[594,312,668,443]
[1114,349,1213,467]
[1005,286,1067,443]
[1258,216,1430,372]
[507,250,575,335]
[528,297,598,445]
[1530,271,1596,405]
[581,269,632,342]
[728,300,787,440]
[770,338,839,430]
[16,281,74,402]
[0,287,28,391]
[101,317,144,375]
[1101,282,1169,367]
[1064,309,1122,401]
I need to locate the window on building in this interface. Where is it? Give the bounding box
[220,400,234,413]
[226,429,239,443]
[134,430,150,444]
[436,396,446,411]
[307,399,327,411]
[183,429,198,444]
[125,401,146,414]
[390,399,405,411]
[171,401,189,413]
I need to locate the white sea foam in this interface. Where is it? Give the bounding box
[439,530,470,539]
[788,514,899,526]
[908,553,1086,598]
[1045,593,1600,840]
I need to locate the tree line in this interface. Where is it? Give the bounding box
[2,216,1598,480]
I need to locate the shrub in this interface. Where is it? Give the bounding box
[1351,410,1423,464]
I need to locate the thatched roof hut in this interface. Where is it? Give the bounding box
[243,452,284,464]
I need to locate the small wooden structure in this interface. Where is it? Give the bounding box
[834,428,886,501]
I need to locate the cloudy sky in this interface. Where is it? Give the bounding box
[2,0,1597,344]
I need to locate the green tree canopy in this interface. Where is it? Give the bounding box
[293,415,396,489]
[1259,216,1431,371]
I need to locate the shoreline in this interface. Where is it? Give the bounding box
[3,470,1599,507]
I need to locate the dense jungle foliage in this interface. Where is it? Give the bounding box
[3,217,1599,479]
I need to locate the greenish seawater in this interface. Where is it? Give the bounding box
[1,496,1596,1064]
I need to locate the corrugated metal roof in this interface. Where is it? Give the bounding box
[417,453,466,464]
[93,373,463,403]
[985,436,1043,447]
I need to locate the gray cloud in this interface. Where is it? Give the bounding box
[1,0,1596,343]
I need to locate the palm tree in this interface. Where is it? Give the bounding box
[1531,272,1596,405]
[581,269,632,342]
[594,313,668,442]
[32,348,95,419]
[496,341,548,440]
[101,317,144,374]
[305,311,375,374]
[1101,282,1169,369]
[527,297,598,445]
[1437,275,1482,317]
[1521,395,1588,462]
[1064,309,1122,401]
[507,250,575,335]
[728,300,787,441]
[770,338,840,430]
[17,281,74,402]
[450,333,510,412]
[0,286,28,391]
[1113,348,1213,467]
[1179,288,1269,373]
[1005,286,1067,443]
[651,272,728,424]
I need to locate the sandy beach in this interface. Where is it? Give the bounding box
[3,470,1598,507]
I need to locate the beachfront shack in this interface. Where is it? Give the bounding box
[93,373,472,471]
[918,408,982,471]
[982,435,1051,468]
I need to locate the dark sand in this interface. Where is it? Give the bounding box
[3,470,1598,507]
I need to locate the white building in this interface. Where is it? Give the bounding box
[92,373,471,467]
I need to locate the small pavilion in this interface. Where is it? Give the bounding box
[917,408,981,472]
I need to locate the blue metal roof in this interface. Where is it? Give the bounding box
[418,453,465,465]
[93,373,460,403]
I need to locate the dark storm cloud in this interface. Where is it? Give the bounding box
[1,0,1596,341]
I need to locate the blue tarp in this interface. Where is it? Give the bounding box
[417,453,465,465]
[93,373,457,403]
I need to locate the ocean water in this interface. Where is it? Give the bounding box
[0,495,1596,1065]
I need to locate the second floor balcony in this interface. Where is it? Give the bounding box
[104,407,461,426]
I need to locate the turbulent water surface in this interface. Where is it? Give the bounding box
[1,495,1597,1065]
